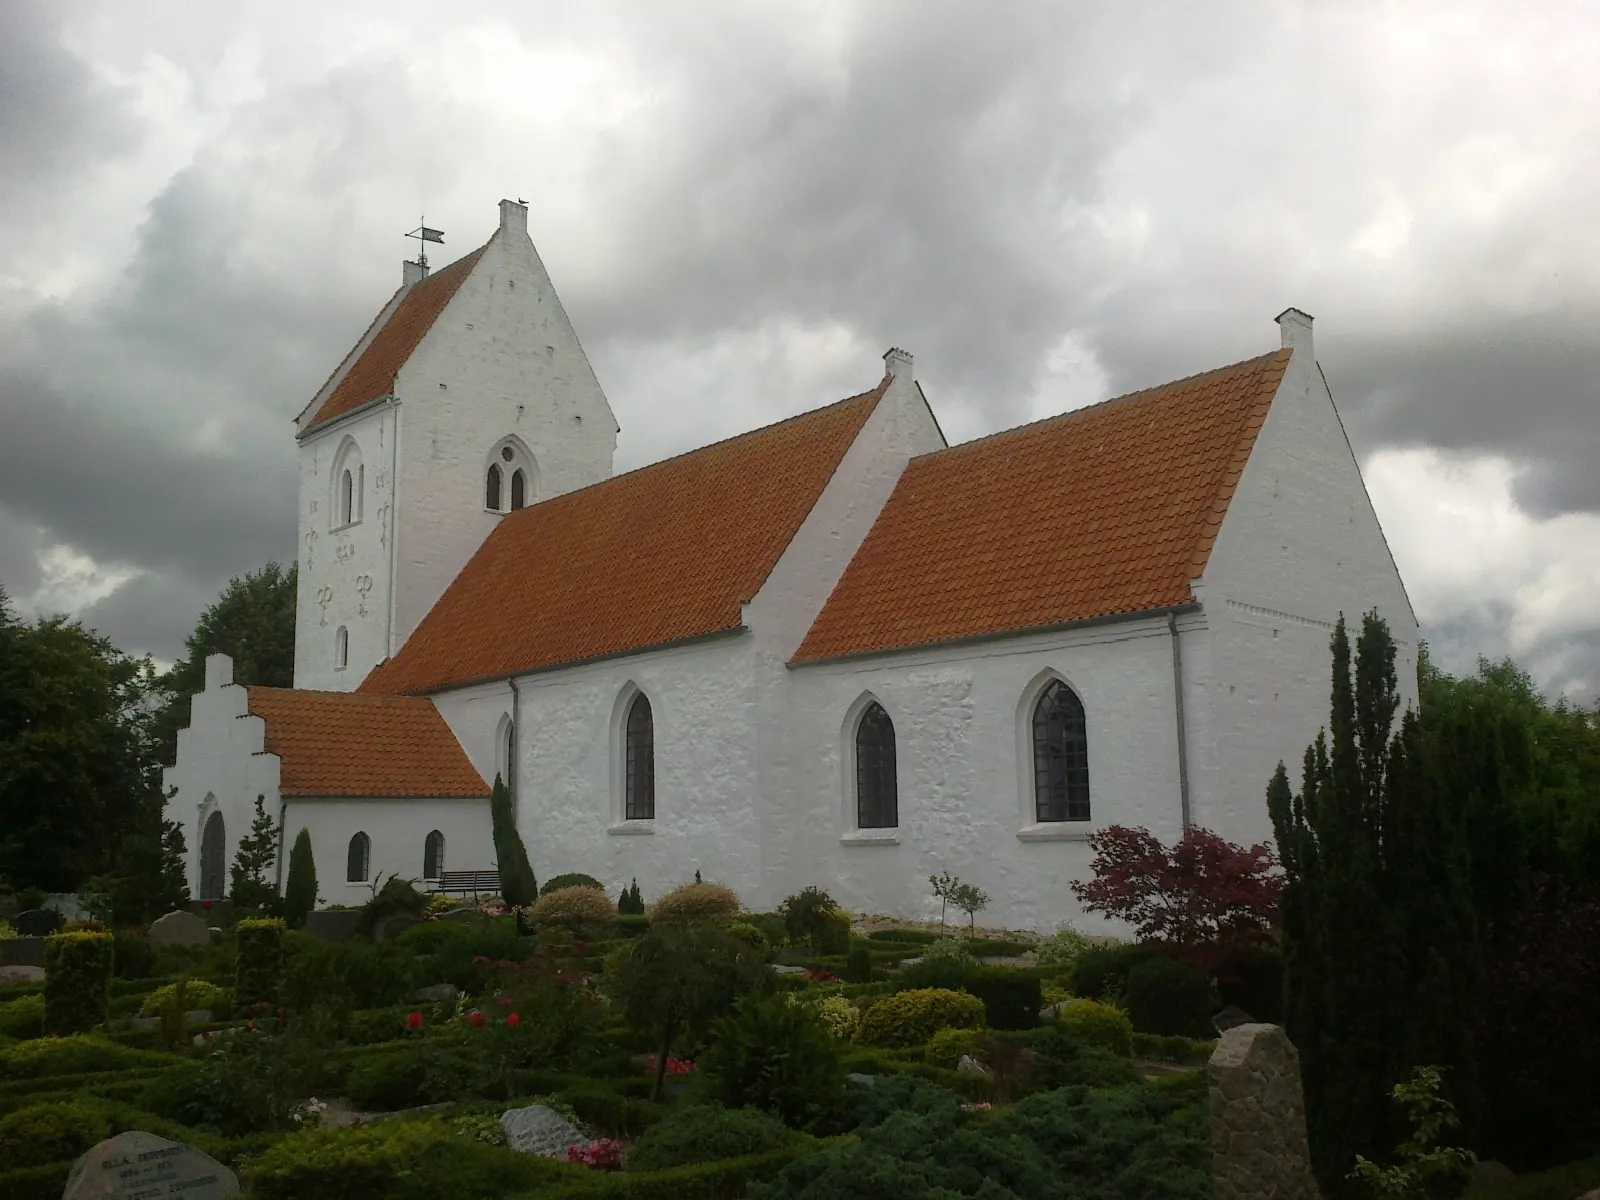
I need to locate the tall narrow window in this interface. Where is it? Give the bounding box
[1032,681,1090,822]
[855,701,898,829]
[423,831,444,881]
[199,810,226,901]
[510,469,526,510]
[334,626,349,669]
[486,464,502,510]
[347,831,371,882]
[340,469,354,525]
[625,693,655,820]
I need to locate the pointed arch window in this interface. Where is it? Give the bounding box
[1032,680,1090,822]
[510,469,526,510]
[199,810,226,901]
[624,693,654,820]
[855,701,898,829]
[331,437,364,529]
[347,831,371,882]
[486,463,503,510]
[340,470,355,524]
[423,831,445,881]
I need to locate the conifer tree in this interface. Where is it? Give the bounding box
[490,774,537,910]
[282,828,317,928]
[229,794,281,915]
[1270,613,1480,1194]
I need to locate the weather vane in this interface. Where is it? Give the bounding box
[406,218,444,274]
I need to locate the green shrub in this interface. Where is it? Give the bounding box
[0,1099,112,1169]
[138,979,228,1017]
[356,877,428,938]
[897,937,977,992]
[242,1116,573,1200]
[542,1142,828,1199]
[234,917,285,1009]
[805,994,861,1042]
[1131,1032,1215,1065]
[650,882,741,926]
[1069,940,1154,1001]
[963,966,1042,1031]
[283,828,318,929]
[813,909,852,957]
[111,930,155,980]
[541,873,604,895]
[778,886,839,948]
[843,943,872,983]
[965,938,1033,957]
[343,1044,480,1111]
[0,994,44,1040]
[727,922,771,957]
[43,932,112,1035]
[617,878,646,916]
[1217,946,1284,1024]
[856,988,986,1049]
[0,1035,174,1080]
[924,1027,978,1068]
[867,928,939,944]
[1058,998,1134,1058]
[1125,955,1214,1038]
[530,886,617,933]
[628,1104,799,1172]
[1034,925,1096,976]
[615,913,650,937]
[699,996,845,1130]
[740,912,788,949]
[555,1084,665,1137]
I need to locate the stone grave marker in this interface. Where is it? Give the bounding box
[1211,1004,1256,1035]
[1208,1023,1320,1200]
[64,1130,238,1199]
[148,910,211,948]
[14,909,61,937]
[500,1104,587,1158]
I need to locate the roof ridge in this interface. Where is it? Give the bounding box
[497,376,891,521]
[247,684,429,703]
[913,349,1288,464]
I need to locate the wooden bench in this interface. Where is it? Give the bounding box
[433,870,501,898]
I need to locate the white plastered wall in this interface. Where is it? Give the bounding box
[775,616,1185,933]
[391,201,618,651]
[1188,313,1421,847]
[282,797,495,906]
[162,654,283,897]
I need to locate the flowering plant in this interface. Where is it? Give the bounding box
[651,1055,696,1076]
[567,1138,622,1171]
[290,1097,328,1127]
[807,968,838,983]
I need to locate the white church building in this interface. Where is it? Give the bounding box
[164,198,1418,932]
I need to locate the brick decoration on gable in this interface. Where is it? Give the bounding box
[791,350,1293,664]
[361,382,890,694]
[246,687,489,797]
[302,246,487,433]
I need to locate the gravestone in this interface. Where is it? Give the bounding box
[64,1130,238,1198]
[14,909,60,937]
[500,1104,587,1158]
[0,964,45,986]
[414,983,459,1005]
[1212,1004,1256,1035]
[148,910,210,948]
[1208,1023,1320,1200]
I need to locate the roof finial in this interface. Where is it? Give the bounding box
[406,218,444,278]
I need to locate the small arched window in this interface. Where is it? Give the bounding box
[1032,680,1090,822]
[199,810,226,901]
[347,831,371,882]
[331,436,364,529]
[334,625,349,670]
[625,693,654,820]
[510,469,526,510]
[855,701,898,829]
[486,464,502,510]
[423,831,445,881]
[340,469,354,525]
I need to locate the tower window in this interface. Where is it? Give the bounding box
[511,469,526,510]
[335,626,349,670]
[330,436,364,528]
[485,440,536,513]
[486,464,502,510]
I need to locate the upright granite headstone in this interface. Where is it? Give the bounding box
[64,1130,238,1199]
[147,910,211,948]
[1208,1023,1321,1200]
[14,909,60,937]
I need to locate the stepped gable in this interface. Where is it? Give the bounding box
[362,381,890,694]
[792,350,1293,663]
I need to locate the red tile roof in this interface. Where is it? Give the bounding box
[361,382,890,694]
[246,687,489,797]
[791,350,1292,663]
[302,247,486,433]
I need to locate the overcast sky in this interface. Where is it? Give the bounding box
[3,1,1597,703]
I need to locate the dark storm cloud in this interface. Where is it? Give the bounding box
[0,2,134,212]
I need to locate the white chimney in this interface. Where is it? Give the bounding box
[1275,307,1314,357]
[403,259,427,287]
[499,198,529,239]
[883,346,913,380]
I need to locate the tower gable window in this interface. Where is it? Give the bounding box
[1032,680,1090,822]
[485,440,535,513]
[486,464,502,510]
[511,469,526,510]
[854,701,898,829]
[331,436,364,529]
[624,693,655,820]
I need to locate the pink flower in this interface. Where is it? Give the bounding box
[472,955,492,965]
[467,1011,486,1028]
[406,1011,424,1031]
[567,1139,622,1171]
[506,1012,522,1027]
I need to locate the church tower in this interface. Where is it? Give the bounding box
[291,200,618,690]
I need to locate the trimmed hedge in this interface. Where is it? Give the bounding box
[1058,999,1134,1059]
[1125,955,1214,1039]
[234,918,284,1009]
[856,988,986,1049]
[1131,1032,1215,1065]
[962,967,1041,1031]
[812,910,852,957]
[0,994,43,1040]
[866,929,940,944]
[43,932,112,1035]
[1069,940,1156,1000]
[541,873,605,895]
[0,1160,68,1200]
[0,1035,176,1081]
[627,1104,799,1172]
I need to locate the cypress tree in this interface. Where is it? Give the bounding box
[282,828,317,929]
[1269,612,1480,1194]
[490,774,537,909]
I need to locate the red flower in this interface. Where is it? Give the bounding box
[467,1011,486,1028]
[506,1012,522,1027]
[202,900,214,912]
[406,1011,424,1031]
